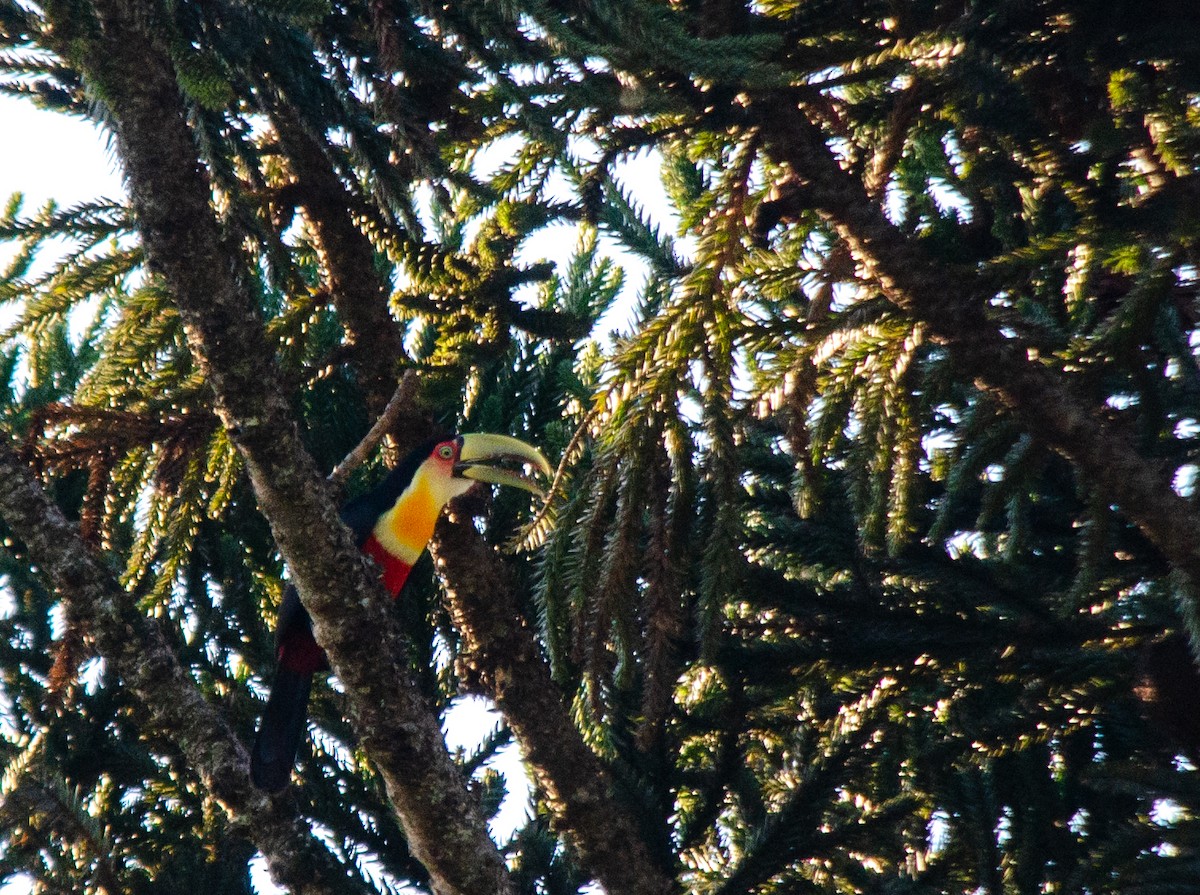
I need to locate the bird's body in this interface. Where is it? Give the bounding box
[250,433,550,791]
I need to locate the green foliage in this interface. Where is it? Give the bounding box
[5,0,1200,894]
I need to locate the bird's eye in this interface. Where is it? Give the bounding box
[437,445,455,460]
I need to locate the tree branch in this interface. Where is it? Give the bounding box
[432,507,678,895]
[0,440,359,895]
[328,370,420,489]
[269,106,414,418]
[758,97,1200,605]
[42,2,513,893]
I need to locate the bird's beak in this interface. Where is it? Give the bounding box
[454,433,553,498]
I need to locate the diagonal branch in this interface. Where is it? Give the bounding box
[432,507,678,895]
[327,370,420,489]
[268,105,413,417]
[40,2,513,893]
[758,97,1200,604]
[0,439,360,895]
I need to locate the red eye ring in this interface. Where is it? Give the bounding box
[437,444,455,460]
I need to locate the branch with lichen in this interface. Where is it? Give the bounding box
[0,437,358,895]
[758,97,1200,618]
[432,506,678,895]
[39,2,513,893]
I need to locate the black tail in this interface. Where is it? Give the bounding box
[250,667,313,791]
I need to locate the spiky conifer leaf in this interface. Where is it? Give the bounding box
[6,1,1200,893]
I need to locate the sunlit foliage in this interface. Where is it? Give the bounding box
[3,0,1200,893]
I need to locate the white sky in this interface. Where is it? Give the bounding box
[0,95,125,208]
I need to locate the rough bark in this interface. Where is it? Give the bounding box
[759,98,1200,603]
[432,507,678,895]
[0,440,359,895]
[41,3,513,894]
[269,106,414,419]
[328,372,421,488]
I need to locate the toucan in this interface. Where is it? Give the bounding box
[250,432,551,791]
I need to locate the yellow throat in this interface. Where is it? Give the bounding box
[370,463,470,565]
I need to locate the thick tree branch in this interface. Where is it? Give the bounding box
[759,98,1200,602]
[0,440,358,895]
[269,107,415,418]
[432,508,678,895]
[41,3,512,894]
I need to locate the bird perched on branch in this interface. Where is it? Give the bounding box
[250,432,551,791]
